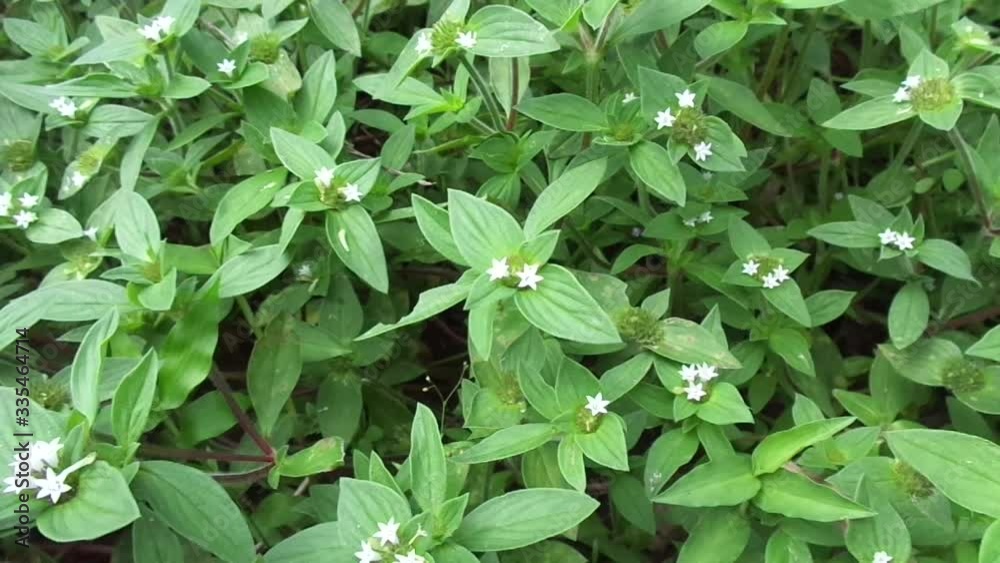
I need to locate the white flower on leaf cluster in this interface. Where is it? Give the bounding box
[456,31,477,50]
[415,32,433,57]
[487,257,510,281]
[394,551,426,563]
[314,167,335,188]
[71,171,89,189]
[13,210,37,230]
[295,263,314,280]
[217,58,237,77]
[893,75,922,104]
[355,541,382,563]
[676,89,697,109]
[233,31,249,46]
[19,193,39,209]
[680,363,719,402]
[682,209,714,228]
[623,92,638,104]
[742,260,760,276]
[694,142,713,162]
[878,229,916,251]
[83,227,99,241]
[356,518,429,563]
[48,97,77,118]
[655,108,676,129]
[762,264,791,289]
[340,183,362,203]
[879,228,898,245]
[872,552,893,563]
[516,264,543,290]
[374,517,400,546]
[685,382,707,401]
[4,439,94,505]
[585,393,611,416]
[139,15,175,42]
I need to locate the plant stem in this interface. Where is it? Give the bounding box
[458,56,504,132]
[209,370,275,459]
[141,445,272,463]
[758,26,790,99]
[947,127,998,234]
[236,295,263,339]
[506,58,519,131]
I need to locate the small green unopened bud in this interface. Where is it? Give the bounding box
[942,359,985,393]
[670,108,709,146]
[910,78,957,112]
[250,33,282,64]
[4,139,36,172]
[892,461,935,498]
[616,307,662,346]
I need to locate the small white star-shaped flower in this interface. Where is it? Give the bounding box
[892,87,911,103]
[13,210,37,230]
[456,31,477,50]
[374,518,400,546]
[71,171,88,188]
[49,97,77,118]
[698,211,713,224]
[676,89,697,108]
[340,183,362,202]
[694,142,713,162]
[139,24,162,42]
[902,75,922,89]
[680,364,700,383]
[0,192,11,207]
[516,264,543,290]
[682,217,698,227]
[217,58,237,77]
[684,382,707,402]
[762,273,781,289]
[771,265,790,283]
[879,228,898,245]
[415,32,433,57]
[18,193,39,209]
[296,264,314,279]
[742,260,760,276]
[696,363,719,382]
[394,551,425,563]
[872,552,893,563]
[314,167,334,188]
[655,108,676,129]
[234,31,249,45]
[34,468,71,504]
[623,92,638,104]
[414,525,429,538]
[584,393,611,416]
[355,540,382,563]
[83,227,99,241]
[894,232,915,251]
[29,438,63,472]
[153,15,175,34]
[486,258,510,281]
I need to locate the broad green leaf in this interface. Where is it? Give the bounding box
[453,489,599,551]
[210,169,287,246]
[409,404,448,511]
[326,206,389,293]
[576,414,629,471]
[644,429,700,497]
[630,141,686,205]
[453,424,557,464]
[25,208,84,244]
[600,353,653,402]
[514,265,621,345]
[111,350,158,447]
[262,523,351,562]
[248,314,303,436]
[69,309,119,424]
[677,508,750,563]
[878,338,963,386]
[697,382,754,425]
[114,191,161,261]
[646,318,741,368]
[765,529,814,563]
[752,417,856,475]
[823,97,916,130]
[807,221,882,248]
[278,437,345,477]
[916,239,977,282]
[270,128,336,180]
[308,0,361,56]
[768,328,816,377]
[524,158,608,236]
[888,282,929,349]
[753,470,876,522]
[845,479,912,563]
[337,478,413,546]
[694,21,748,60]
[448,189,525,271]
[967,325,1000,362]
[763,280,812,327]
[703,76,791,137]
[516,94,607,132]
[466,6,560,58]
[38,461,140,541]
[357,278,472,340]
[412,194,468,266]
[654,455,760,507]
[157,287,220,410]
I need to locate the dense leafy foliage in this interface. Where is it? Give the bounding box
[2,0,1000,561]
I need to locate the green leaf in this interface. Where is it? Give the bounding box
[823,97,916,130]
[654,455,761,507]
[38,461,140,541]
[630,141,686,205]
[677,508,750,563]
[278,437,345,477]
[308,0,361,56]
[600,353,653,402]
[806,290,855,327]
[646,318,741,369]
[697,382,754,425]
[514,265,621,345]
[885,429,1000,518]
[615,0,711,41]
[752,417,856,475]
[644,429,700,497]
[878,338,962,386]
[516,94,607,132]
[807,221,882,248]
[111,350,158,446]
[409,404,448,511]
[132,513,184,563]
[765,529,814,563]
[357,278,472,340]
[916,239,977,282]
[132,461,256,563]
[466,6,560,58]
[524,158,608,236]
[453,489,599,551]
[845,479,912,563]
[262,523,352,562]
[576,414,629,471]
[694,21,748,60]
[967,325,1000,362]
[270,128,336,180]
[981,520,1000,563]
[763,280,812,327]
[768,328,816,377]
[448,189,525,271]
[157,287,220,410]
[114,191,161,261]
[69,309,119,424]
[210,169,287,246]
[326,206,389,293]
[412,194,468,266]
[703,75,791,137]
[454,423,557,464]
[337,478,412,546]
[753,470,876,522]
[888,282,929,349]
[25,208,84,244]
[248,314,302,436]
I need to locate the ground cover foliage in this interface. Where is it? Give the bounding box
[2,0,1000,561]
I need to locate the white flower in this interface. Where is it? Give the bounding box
[340,183,362,203]
[696,363,719,382]
[655,108,676,129]
[374,517,400,546]
[742,260,760,276]
[28,438,63,472]
[487,258,510,281]
[516,264,543,290]
[13,210,37,230]
[902,75,922,89]
[314,167,335,188]
[682,217,698,227]
[217,58,237,77]
[139,23,162,42]
[584,393,611,416]
[879,228,898,245]
[415,32,433,57]
[680,364,700,383]
[892,87,911,103]
[83,227,98,241]
[234,31,249,45]
[355,540,382,563]
[49,97,77,118]
[684,382,707,402]
[296,264,314,279]
[623,92,638,104]
[698,211,713,224]
[894,232,915,251]
[762,273,781,289]
[676,89,697,108]
[456,31,477,50]
[34,468,72,504]
[394,551,425,563]
[71,171,88,188]
[694,142,713,162]
[414,525,429,538]
[872,552,893,563]
[3,474,35,495]
[153,15,175,34]
[18,193,39,209]
[771,265,790,283]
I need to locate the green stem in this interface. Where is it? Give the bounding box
[458,56,504,132]
[757,26,790,99]
[890,120,923,170]
[783,11,818,100]
[947,127,998,234]
[236,295,263,339]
